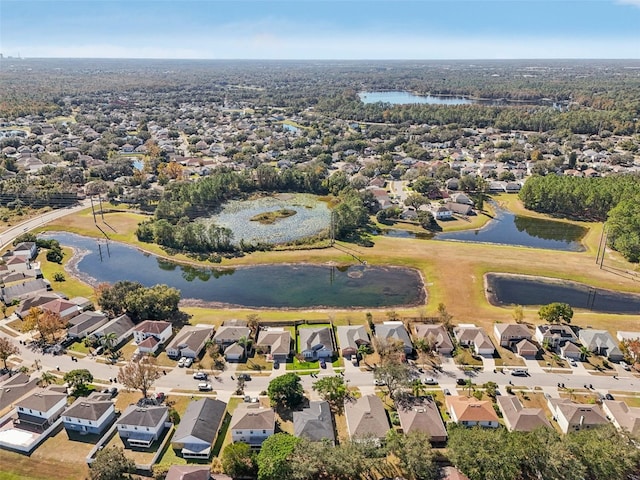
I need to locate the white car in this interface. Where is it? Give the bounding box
[178,357,187,367]
[198,382,212,391]
[374,379,386,386]
[193,371,208,380]
[620,361,630,371]
[350,354,358,365]
[184,357,193,368]
[423,377,438,385]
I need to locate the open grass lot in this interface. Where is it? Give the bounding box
[37,246,94,300]
[39,200,640,348]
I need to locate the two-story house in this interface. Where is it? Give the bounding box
[116,405,169,448]
[63,395,116,436]
[15,387,68,431]
[229,404,275,447]
[132,320,173,354]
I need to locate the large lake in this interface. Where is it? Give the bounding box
[436,206,586,251]
[486,273,640,314]
[359,91,475,105]
[44,232,424,309]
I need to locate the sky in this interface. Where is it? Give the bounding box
[1,0,640,59]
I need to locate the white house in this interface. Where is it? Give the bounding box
[166,325,214,359]
[15,387,68,431]
[63,396,116,436]
[547,398,608,434]
[453,324,495,356]
[116,405,169,448]
[298,327,335,360]
[229,404,275,446]
[133,320,173,345]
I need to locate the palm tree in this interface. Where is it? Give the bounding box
[237,336,250,360]
[411,379,426,398]
[579,346,590,362]
[357,344,371,364]
[39,371,56,386]
[464,378,474,397]
[101,332,118,356]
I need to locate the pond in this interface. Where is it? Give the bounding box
[486,273,640,314]
[435,205,586,251]
[43,232,425,309]
[207,194,331,245]
[359,91,475,105]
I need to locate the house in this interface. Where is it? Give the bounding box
[63,396,116,436]
[514,339,539,358]
[453,324,495,356]
[560,341,582,360]
[293,401,335,444]
[336,325,371,358]
[413,324,454,355]
[172,398,226,459]
[15,292,64,319]
[1,278,51,304]
[493,323,533,348]
[344,394,390,442]
[256,327,291,362]
[298,327,335,360]
[116,405,170,448]
[396,395,448,443]
[4,255,33,273]
[496,396,551,432]
[67,311,108,339]
[602,400,640,436]
[133,320,173,345]
[69,296,94,311]
[375,321,413,355]
[429,204,453,220]
[15,387,68,431]
[547,398,608,433]
[0,373,39,412]
[229,403,275,447]
[213,322,251,347]
[91,314,135,348]
[449,192,474,205]
[224,342,246,362]
[445,396,499,428]
[535,324,577,349]
[445,202,473,216]
[40,298,82,321]
[166,325,214,359]
[13,242,38,260]
[165,466,216,480]
[578,329,624,361]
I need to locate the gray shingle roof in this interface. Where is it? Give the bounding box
[293,401,335,443]
[117,405,168,428]
[173,398,226,445]
[64,397,113,421]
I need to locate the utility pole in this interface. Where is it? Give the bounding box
[595,222,606,265]
[90,196,97,223]
[599,229,608,269]
[98,195,105,221]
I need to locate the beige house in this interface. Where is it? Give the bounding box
[229,404,275,446]
[445,396,499,428]
[256,327,292,362]
[602,400,640,436]
[497,396,550,432]
[493,323,532,348]
[396,395,448,442]
[547,398,608,434]
[344,394,390,441]
[453,324,495,356]
[413,324,454,355]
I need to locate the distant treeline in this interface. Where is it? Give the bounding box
[519,174,640,262]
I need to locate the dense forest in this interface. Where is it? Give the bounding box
[519,174,640,261]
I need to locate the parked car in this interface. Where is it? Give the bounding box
[350,354,358,366]
[107,387,118,398]
[443,388,451,396]
[178,357,187,367]
[184,357,193,368]
[319,359,327,369]
[456,378,467,386]
[620,361,630,371]
[569,359,577,367]
[238,373,251,381]
[605,393,614,400]
[155,392,166,403]
[193,371,208,380]
[423,377,438,385]
[198,383,212,391]
[374,379,386,386]
[273,360,280,369]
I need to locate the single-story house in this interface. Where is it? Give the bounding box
[445,202,473,216]
[396,395,448,443]
[547,398,608,434]
[453,324,495,356]
[63,396,116,436]
[336,325,371,358]
[445,396,499,428]
[496,396,551,432]
[66,311,108,340]
[172,398,226,459]
[2,278,51,304]
[213,323,251,348]
[602,400,640,436]
[413,324,454,355]
[560,341,582,360]
[256,328,291,362]
[579,329,624,361]
[493,323,533,349]
[344,394,390,442]
[15,387,68,431]
[91,314,135,348]
[166,325,214,359]
[299,327,335,360]
[165,466,217,480]
[229,403,275,447]
[15,292,63,319]
[40,298,82,321]
[375,321,413,355]
[293,401,335,444]
[117,405,170,448]
[69,296,94,311]
[514,339,539,358]
[224,342,246,362]
[0,373,39,412]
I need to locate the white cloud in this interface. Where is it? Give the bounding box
[616,0,640,7]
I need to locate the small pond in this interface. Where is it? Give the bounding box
[44,232,425,309]
[486,273,640,314]
[435,206,586,251]
[207,194,331,245]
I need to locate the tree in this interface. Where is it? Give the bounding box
[238,335,250,360]
[538,302,574,324]
[386,430,436,480]
[101,332,119,357]
[257,433,300,480]
[312,375,349,409]
[579,346,591,362]
[267,373,304,409]
[0,337,19,371]
[221,442,257,478]
[39,371,56,386]
[89,446,135,480]
[512,305,524,324]
[404,192,427,210]
[437,303,453,329]
[117,355,161,399]
[63,369,94,394]
[373,361,412,399]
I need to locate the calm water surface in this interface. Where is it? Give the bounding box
[436,206,586,251]
[486,273,640,314]
[359,91,475,105]
[44,232,424,308]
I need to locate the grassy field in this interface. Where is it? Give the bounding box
[37,201,640,342]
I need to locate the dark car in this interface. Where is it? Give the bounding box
[319,359,327,369]
[456,378,467,386]
[155,392,166,403]
[237,373,251,381]
[102,387,118,398]
[273,360,280,369]
[605,393,614,401]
